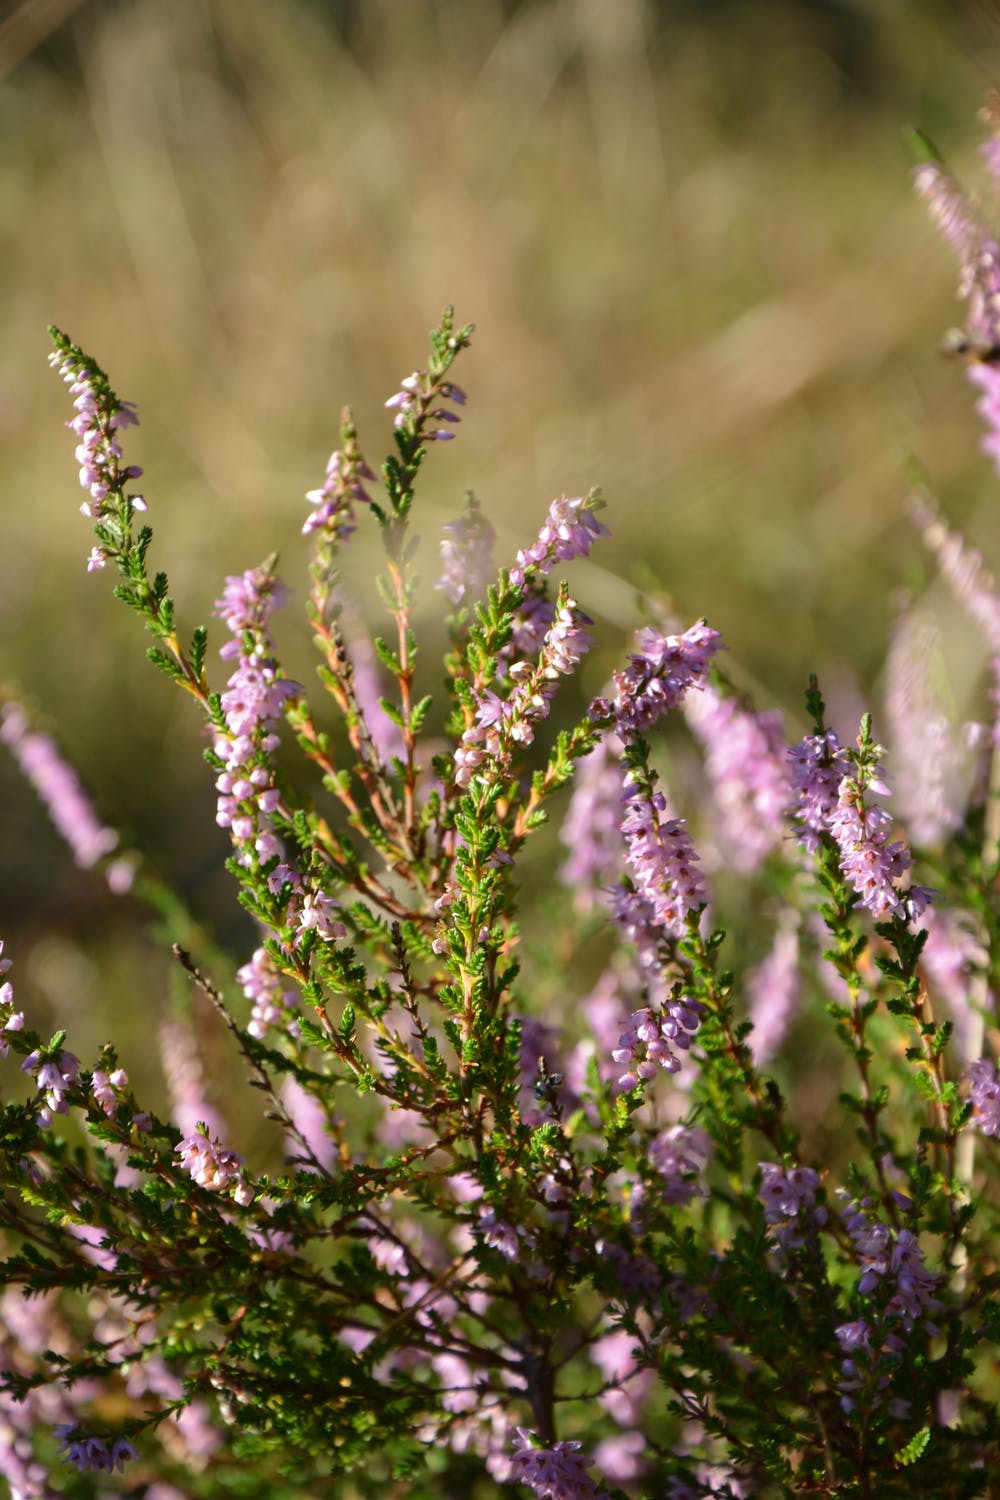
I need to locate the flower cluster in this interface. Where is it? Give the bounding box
[557,733,625,912]
[787,729,849,855]
[648,1124,709,1205]
[618,783,706,939]
[841,1198,943,1325]
[176,1127,254,1205]
[385,370,466,440]
[55,1427,137,1474]
[684,684,791,873]
[611,996,705,1090]
[238,946,301,1039]
[91,1064,129,1117]
[212,563,298,878]
[832,751,930,922]
[757,1162,826,1251]
[48,341,143,519]
[967,1057,1000,1136]
[437,499,497,605]
[211,697,345,952]
[303,438,376,541]
[0,700,122,874]
[790,722,926,921]
[0,943,25,1060]
[455,596,592,788]
[511,1431,610,1500]
[745,918,800,1065]
[827,786,922,921]
[835,1198,944,1415]
[914,152,1000,470]
[607,621,722,742]
[509,493,609,588]
[20,1045,80,1126]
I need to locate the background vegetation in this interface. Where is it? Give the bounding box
[3,0,1000,1111]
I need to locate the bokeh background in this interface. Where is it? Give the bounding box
[3,0,1000,1102]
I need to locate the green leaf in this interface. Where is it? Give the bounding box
[373,637,403,675]
[409,695,433,733]
[146,647,184,682]
[190,624,208,678]
[905,127,942,165]
[895,1426,930,1466]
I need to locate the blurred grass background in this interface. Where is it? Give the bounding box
[3,0,1000,1110]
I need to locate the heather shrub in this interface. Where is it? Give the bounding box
[3,110,1000,1500]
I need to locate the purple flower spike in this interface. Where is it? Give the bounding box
[746,918,800,1066]
[455,596,593,788]
[55,1426,137,1474]
[1,701,119,870]
[611,996,705,1090]
[611,621,722,741]
[303,433,375,541]
[684,683,791,873]
[176,1127,254,1204]
[914,157,1000,473]
[437,501,497,605]
[509,493,609,589]
[758,1162,826,1250]
[968,1057,1000,1136]
[0,942,25,1060]
[648,1124,710,1205]
[238,947,300,1040]
[212,562,303,902]
[912,499,1000,747]
[828,793,917,922]
[619,782,706,938]
[558,733,625,912]
[787,730,849,855]
[511,1429,611,1500]
[215,566,290,640]
[20,1047,81,1126]
[49,344,143,522]
[834,1193,944,1416]
[839,1195,943,1332]
[789,722,927,921]
[885,607,970,846]
[384,369,466,440]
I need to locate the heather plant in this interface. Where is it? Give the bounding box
[4,112,1000,1500]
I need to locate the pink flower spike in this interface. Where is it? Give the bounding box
[511,1429,611,1500]
[968,1057,1000,1136]
[0,700,119,870]
[611,620,723,740]
[510,493,609,588]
